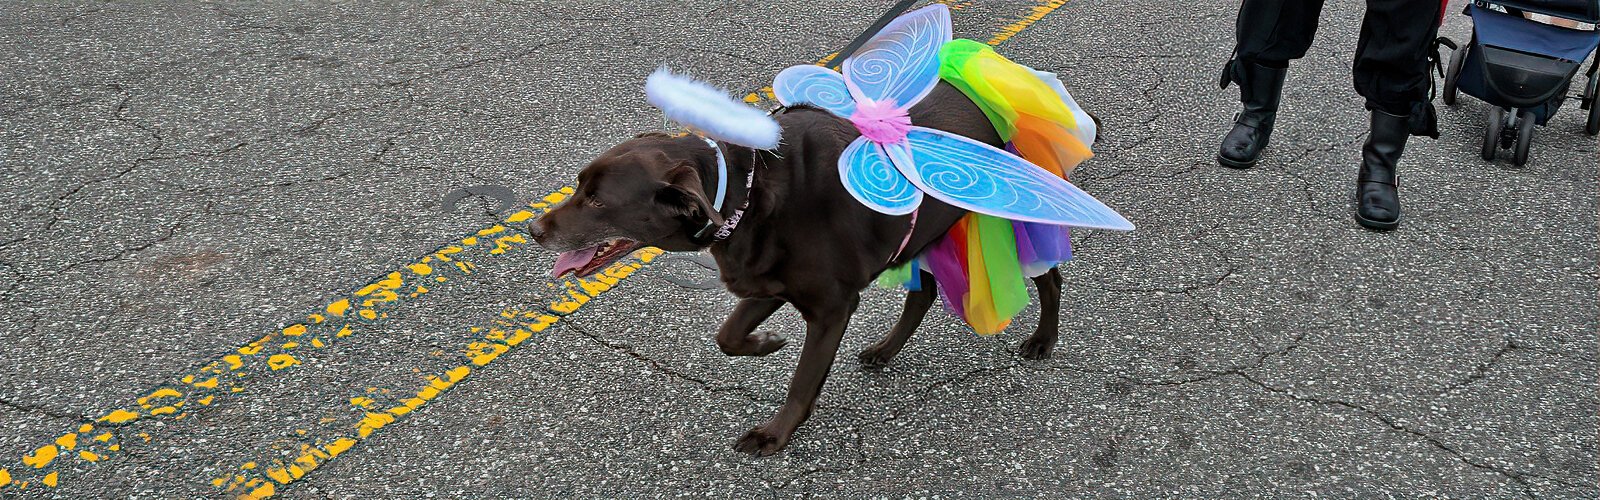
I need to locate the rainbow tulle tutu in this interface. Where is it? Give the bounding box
[878,39,1097,335]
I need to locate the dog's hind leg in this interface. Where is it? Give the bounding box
[858,271,938,368]
[717,297,788,356]
[734,292,858,456]
[1019,267,1062,360]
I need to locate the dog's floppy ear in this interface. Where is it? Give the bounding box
[657,164,725,227]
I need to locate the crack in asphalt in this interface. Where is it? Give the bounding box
[9,94,251,275]
[1435,337,1520,397]
[564,319,783,407]
[560,311,947,493]
[367,129,496,186]
[58,4,106,28]
[292,96,414,136]
[3,4,1591,495]
[1121,71,1168,152]
[39,85,172,236]
[564,316,889,492]
[5,207,188,307]
[368,130,410,169]
[1039,332,1547,497]
[770,359,1021,492]
[1231,371,1541,498]
[1085,262,1234,295]
[0,395,90,422]
[1073,66,1179,185]
[209,171,359,199]
[0,301,86,422]
[764,412,876,493]
[1114,205,1554,492]
[646,44,769,67]
[0,260,19,299]
[1086,53,1199,62]
[4,32,577,305]
[1002,211,1551,495]
[1080,219,1236,295]
[53,223,184,277]
[1035,349,1545,497]
[770,459,862,491]
[877,362,1020,425]
[1267,135,1364,217]
[1089,300,1543,491]
[365,36,580,90]
[0,91,101,119]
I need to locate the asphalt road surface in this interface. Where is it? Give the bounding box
[1,0,1595,497]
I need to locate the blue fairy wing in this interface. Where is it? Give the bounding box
[888,127,1134,230]
[773,65,856,118]
[839,136,922,215]
[842,4,951,108]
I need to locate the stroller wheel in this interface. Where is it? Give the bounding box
[1443,44,1467,106]
[1512,109,1535,167]
[1482,107,1504,161]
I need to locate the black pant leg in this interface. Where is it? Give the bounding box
[1353,0,1446,115]
[1234,0,1327,65]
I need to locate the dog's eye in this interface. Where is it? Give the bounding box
[586,198,604,208]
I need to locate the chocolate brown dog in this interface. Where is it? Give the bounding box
[530,83,1067,456]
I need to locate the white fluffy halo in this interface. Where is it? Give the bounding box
[645,68,781,150]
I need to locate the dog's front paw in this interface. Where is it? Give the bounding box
[720,331,787,357]
[732,423,791,456]
[857,343,899,368]
[1018,334,1056,360]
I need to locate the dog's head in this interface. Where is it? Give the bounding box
[530,133,723,278]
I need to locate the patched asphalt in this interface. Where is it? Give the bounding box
[0,0,1595,497]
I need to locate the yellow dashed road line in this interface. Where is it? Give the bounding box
[207,2,1073,497]
[986,0,1068,46]
[0,0,1072,495]
[213,250,661,498]
[0,191,570,491]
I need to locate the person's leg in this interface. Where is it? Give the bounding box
[1233,0,1326,64]
[1350,0,1446,230]
[1218,0,1326,169]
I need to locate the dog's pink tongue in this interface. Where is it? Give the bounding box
[551,246,600,278]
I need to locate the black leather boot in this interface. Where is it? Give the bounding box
[1217,61,1287,169]
[1354,110,1409,231]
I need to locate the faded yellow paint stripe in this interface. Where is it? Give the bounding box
[987,0,1069,46]
[742,49,842,105]
[741,1,971,104]
[741,0,1032,107]
[214,250,662,496]
[209,2,1076,496]
[0,190,574,490]
[0,0,1074,493]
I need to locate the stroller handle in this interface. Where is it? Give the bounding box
[1482,0,1600,25]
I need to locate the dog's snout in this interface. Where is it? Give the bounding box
[527,217,549,243]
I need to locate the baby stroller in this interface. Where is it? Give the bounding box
[1441,0,1600,166]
